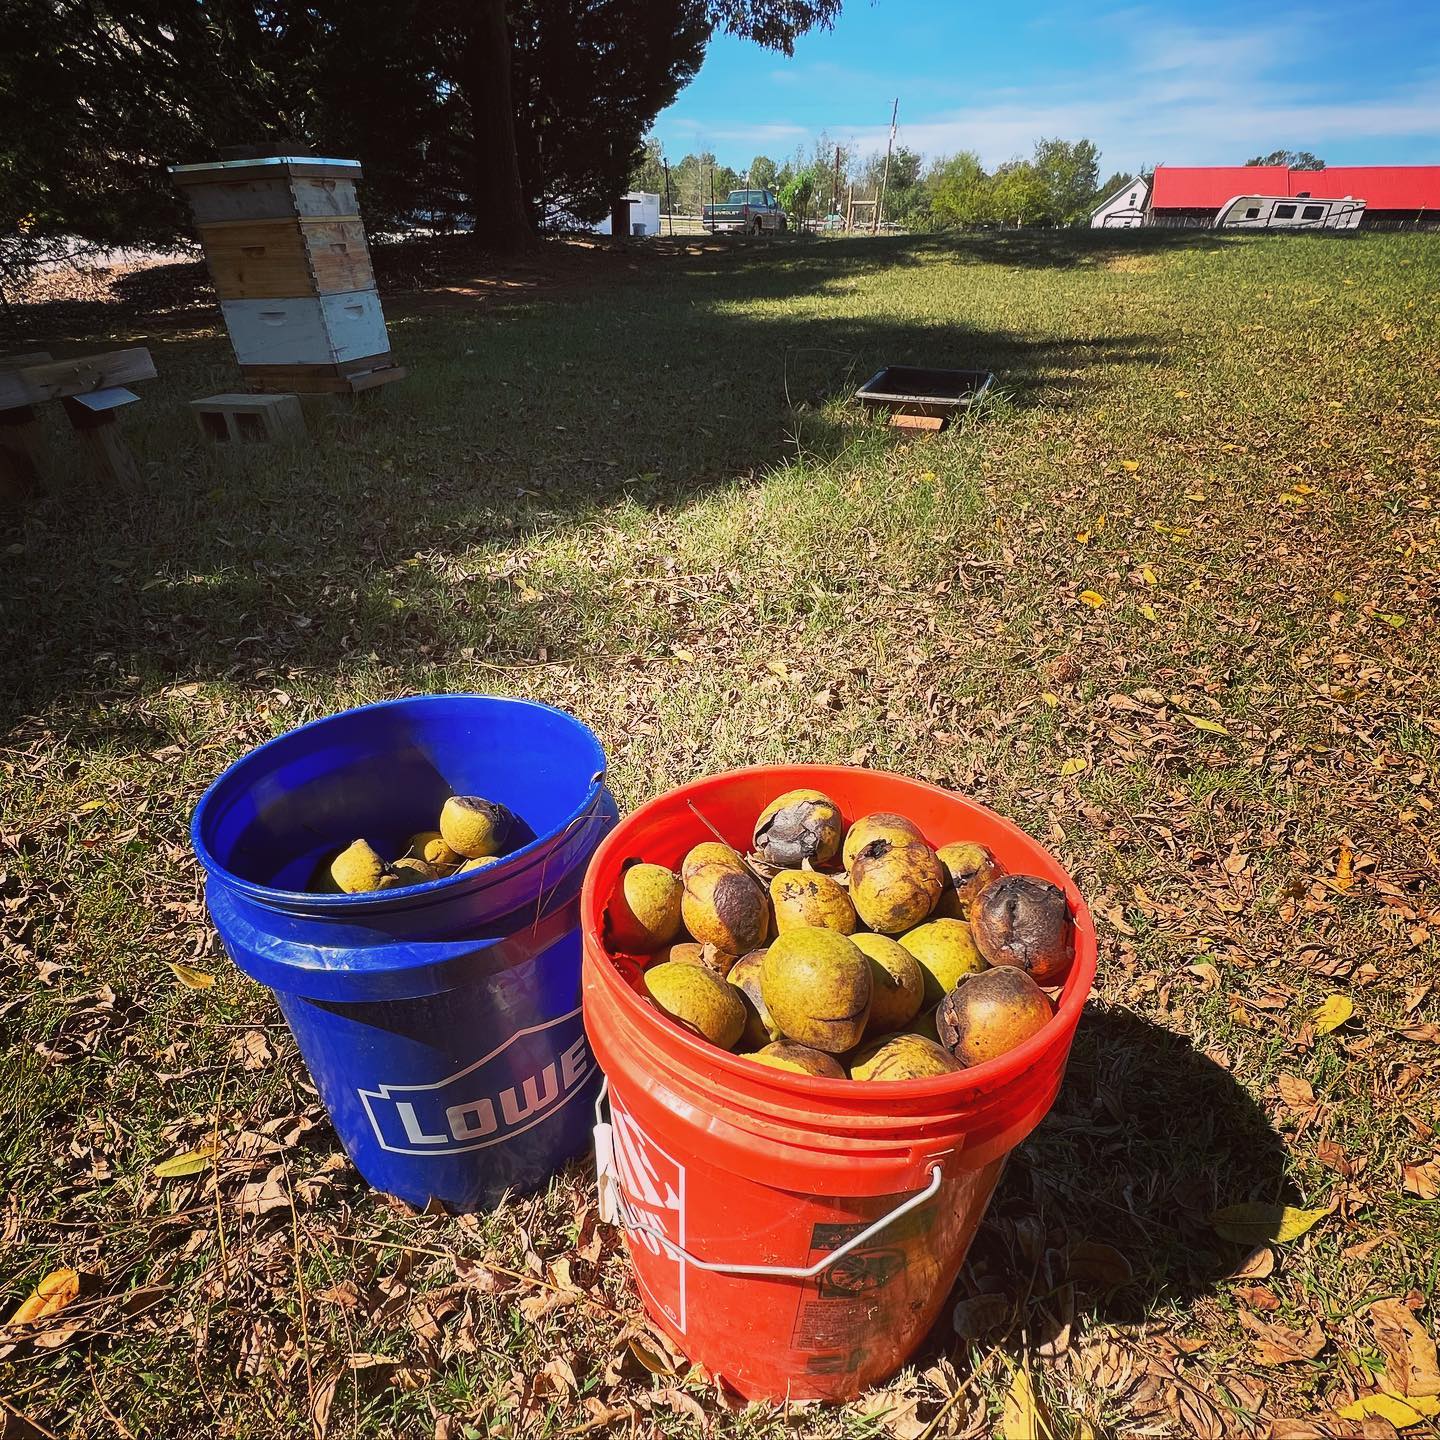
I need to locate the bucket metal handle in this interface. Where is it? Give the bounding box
[592,1078,944,1280]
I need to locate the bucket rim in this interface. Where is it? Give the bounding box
[581,763,1097,1105]
[190,692,607,912]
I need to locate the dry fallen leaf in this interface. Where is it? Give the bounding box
[1059,757,1087,777]
[626,1334,677,1376]
[1185,715,1230,736]
[1211,1201,1328,1245]
[1120,459,1140,472]
[167,962,215,991]
[1403,1159,1440,1200]
[1333,841,1355,892]
[1371,1299,1440,1397]
[1188,960,1221,990]
[1337,1392,1440,1427]
[8,1269,80,1325]
[1239,1310,1326,1366]
[1225,1246,1276,1280]
[1278,1073,1317,1110]
[152,1139,220,1179]
[999,1363,1047,1440]
[1078,590,1106,608]
[1314,994,1355,1034]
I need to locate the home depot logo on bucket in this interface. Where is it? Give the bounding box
[358,1010,593,1155]
[610,1098,687,1333]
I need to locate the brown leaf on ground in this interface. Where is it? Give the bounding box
[0,1407,52,1440]
[1278,1073,1317,1110]
[858,1383,928,1439]
[1370,1298,1440,1397]
[1173,1382,1227,1439]
[1402,1159,1440,1199]
[453,1256,509,1293]
[234,1165,289,1218]
[1316,1139,1356,1177]
[1077,1337,1138,1396]
[228,1029,272,1070]
[1226,1247,1276,1280]
[626,1333,678,1376]
[1224,1375,1267,1413]
[1345,1234,1392,1260]
[311,1368,341,1440]
[1236,1284,1282,1312]
[1239,1309,1327,1365]
[654,1386,708,1425]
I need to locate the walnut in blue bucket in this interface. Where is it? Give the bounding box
[440,795,515,860]
[307,794,517,894]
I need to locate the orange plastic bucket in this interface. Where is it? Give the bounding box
[580,765,1096,1402]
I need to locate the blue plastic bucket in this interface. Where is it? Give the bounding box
[190,694,616,1211]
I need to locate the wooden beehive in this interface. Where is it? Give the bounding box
[170,155,405,394]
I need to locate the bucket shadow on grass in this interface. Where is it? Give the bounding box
[921,1002,1292,1359]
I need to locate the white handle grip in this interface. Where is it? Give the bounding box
[592,1078,944,1279]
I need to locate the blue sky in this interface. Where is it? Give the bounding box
[651,2,1440,175]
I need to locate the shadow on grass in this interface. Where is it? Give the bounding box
[0,232,1174,731]
[917,1004,1290,1363]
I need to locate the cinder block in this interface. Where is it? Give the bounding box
[191,391,307,446]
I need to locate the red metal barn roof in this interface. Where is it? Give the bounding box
[1308,166,1440,209]
[1152,164,1440,212]
[1151,166,1290,208]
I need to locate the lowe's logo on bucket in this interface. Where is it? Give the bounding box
[358,1009,592,1156]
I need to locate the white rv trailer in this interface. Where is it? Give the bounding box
[1215,194,1365,230]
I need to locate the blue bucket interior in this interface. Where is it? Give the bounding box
[193,695,605,895]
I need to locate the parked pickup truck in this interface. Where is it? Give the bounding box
[702,189,787,234]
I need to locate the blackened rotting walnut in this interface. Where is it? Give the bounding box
[970,874,1073,985]
[752,789,843,867]
[937,966,1053,1067]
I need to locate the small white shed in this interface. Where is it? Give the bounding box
[595,192,662,237]
[1090,177,1150,229]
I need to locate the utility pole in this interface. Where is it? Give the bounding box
[662,157,673,236]
[833,145,842,217]
[875,98,898,233]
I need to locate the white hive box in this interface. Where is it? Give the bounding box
[220,291,390,367]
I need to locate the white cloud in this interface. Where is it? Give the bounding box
[666,8,1440,170]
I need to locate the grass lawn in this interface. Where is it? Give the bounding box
[2,226,1439,1439]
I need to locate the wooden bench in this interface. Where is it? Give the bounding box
[0,347,157,496]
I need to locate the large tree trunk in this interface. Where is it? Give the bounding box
[465,0,535,253]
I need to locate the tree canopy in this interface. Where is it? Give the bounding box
[1247,150,1326,169]
[2,0,842,256]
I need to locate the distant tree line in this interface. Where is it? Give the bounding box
[634,135,1116,229]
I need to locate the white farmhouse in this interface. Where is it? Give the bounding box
[1090,177,1149,229]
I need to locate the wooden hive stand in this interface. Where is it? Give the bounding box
[1,348,157,497]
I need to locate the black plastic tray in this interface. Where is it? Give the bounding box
[854,366,995,416]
